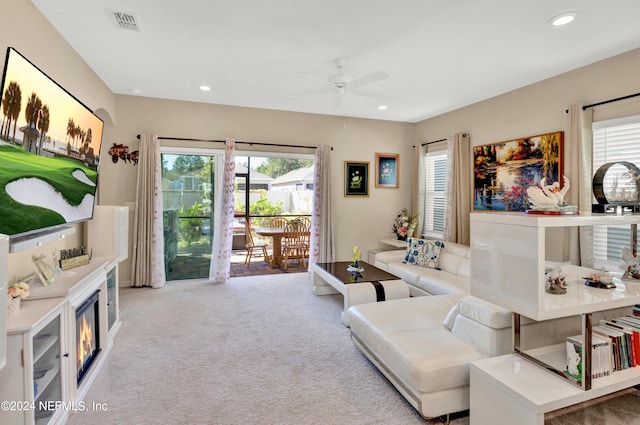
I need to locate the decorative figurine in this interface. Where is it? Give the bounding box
[527,175,577,213]
[622,247,640,280]
[546,264,567,294]
[584,268,616,289]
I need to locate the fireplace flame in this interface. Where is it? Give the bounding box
[77,314,94,369]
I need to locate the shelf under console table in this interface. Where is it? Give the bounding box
[470,353,640,425]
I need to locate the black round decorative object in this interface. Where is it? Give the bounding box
[592,161,640,205]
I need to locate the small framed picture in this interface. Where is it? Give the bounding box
[31,254,54,286]
[344,161,370,197]
[375,153,399,188]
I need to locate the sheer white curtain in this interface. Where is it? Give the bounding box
[309,145,335,264]
[209,139,236,282]
[566,104,594,266]
[130,133,166,288]
[444,133,471,245]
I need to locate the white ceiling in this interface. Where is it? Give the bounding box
[31,0,640,123]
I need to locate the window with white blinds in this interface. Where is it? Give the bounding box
[423,150,448,238]
[592,115,640,268]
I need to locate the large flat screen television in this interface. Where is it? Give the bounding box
[0,47,103,240]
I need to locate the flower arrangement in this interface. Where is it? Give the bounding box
[350,246,361,268]
[347,245,364,278]
[8,281,30,300]
[392,208,417,240]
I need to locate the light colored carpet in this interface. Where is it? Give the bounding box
[66,272,640,425]
[67,273,437,425]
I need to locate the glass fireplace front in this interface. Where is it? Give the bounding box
[76,290,101,386]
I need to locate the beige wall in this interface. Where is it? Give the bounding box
[2,0,115,279]
[415,47,640,148]
[106,96,415,283]
[413,47,640,260]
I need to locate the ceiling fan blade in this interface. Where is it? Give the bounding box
[350,71,390,88]
[283,89,331,98]
[299,72,333,88]
[350,88,392,101]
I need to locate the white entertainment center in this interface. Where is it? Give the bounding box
[0,206,128,425]
[468,211,640,425]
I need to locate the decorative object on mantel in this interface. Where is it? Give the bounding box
[31,254,54,286]
[526,175,578,215]
[392,208,417,241]
[545,264,567,294]
[59,246,92,271]
[591,161,640,213]
[583,268,616,289]
[621,246,640,281]
[7,280,29,313]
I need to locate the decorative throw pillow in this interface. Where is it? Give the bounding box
[402,237,444,269]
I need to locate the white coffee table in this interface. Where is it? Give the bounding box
[311,261,410,326]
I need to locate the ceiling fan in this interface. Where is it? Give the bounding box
[295,58,391,109]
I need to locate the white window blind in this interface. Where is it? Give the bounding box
[592,116,640,268]
[423,150,448,238]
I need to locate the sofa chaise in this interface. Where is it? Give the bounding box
[347,292,513,422]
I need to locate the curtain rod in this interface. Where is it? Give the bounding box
[136,135,331,150]
[413,133,469,148]
[421,138,447,147]
[582,91,640,111]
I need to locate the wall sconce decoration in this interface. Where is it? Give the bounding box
[107,143,139,165]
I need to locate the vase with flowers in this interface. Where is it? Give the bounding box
[347,245,364,281]
[347,246,364,271]
[7,280,29,313]
[392,208,417,241]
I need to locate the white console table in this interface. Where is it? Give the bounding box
[469,212,640,423]
[0,257,120,425]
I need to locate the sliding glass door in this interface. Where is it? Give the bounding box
[161,152,215,280]
[160,147,314,279]
[233,154,314,228]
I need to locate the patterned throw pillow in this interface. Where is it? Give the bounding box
[402,238,444,269]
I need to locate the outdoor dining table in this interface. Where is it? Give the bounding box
[255,227,310,267]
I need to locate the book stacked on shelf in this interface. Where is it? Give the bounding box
[633,305,640,317]
[565,334,611,384]
[565,315,640,383]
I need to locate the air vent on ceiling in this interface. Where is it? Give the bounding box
[110,11,141,31]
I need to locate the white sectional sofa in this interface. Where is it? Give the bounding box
[374,241,471,296]
[346,240,514,421]
[347,292,513,421]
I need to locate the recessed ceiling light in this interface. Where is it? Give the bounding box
[130,88,142,95]
[549,12,577,26]
[378,105,387,110]
[199,85,212,92]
